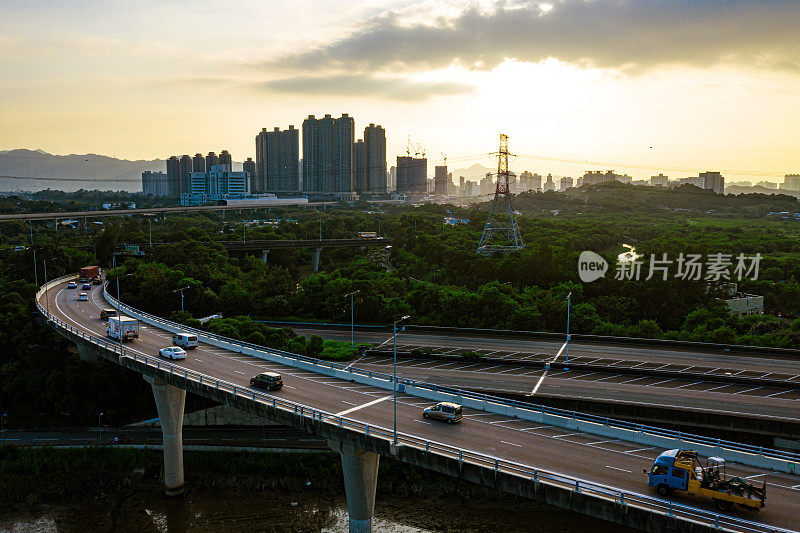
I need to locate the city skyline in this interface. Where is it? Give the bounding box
[1,1,798,182]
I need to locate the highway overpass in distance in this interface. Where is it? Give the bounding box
[0,202,336,223]
[38,277,800,533]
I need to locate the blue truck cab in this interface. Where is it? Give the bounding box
[647,449,689,494]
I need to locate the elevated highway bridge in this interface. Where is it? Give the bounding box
[37,276,800,533]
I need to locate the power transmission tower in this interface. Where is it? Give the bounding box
[476,134,524,256]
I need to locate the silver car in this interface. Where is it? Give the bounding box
[423,402,463,424]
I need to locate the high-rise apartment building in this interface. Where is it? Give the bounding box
[179,155,193,196]
[205,152,219,172]
[782,174,800,191]
[166,156,180,197]
[699,171,724,194]
[354,139,366,192]
[459,175,465,196]
[363,123,386,194]
[543,174,556,192]
[302,114,354,195]
[650,173,669,187]
[219,150,232,170]
[255,126,300,193]
[396,156,427,193]
[670,171,725,194]
[142,171,168,197]
[243,157,256,191]
[560,177,573,191]
[192,153,205,173]
[389,166,396,190]
[434,165,448,194]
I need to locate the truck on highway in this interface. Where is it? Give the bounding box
[646,449,766,511]
[106,316,139,341]
[79,265,100,282]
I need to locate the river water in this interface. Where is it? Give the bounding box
[0,488,625,532]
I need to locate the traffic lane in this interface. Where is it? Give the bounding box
[293,327,800,375]
[350,357,800,419]
[47,285,799,530]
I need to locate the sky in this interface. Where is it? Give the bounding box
[1,0,799,182]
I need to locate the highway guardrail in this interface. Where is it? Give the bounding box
[34,277,795,533]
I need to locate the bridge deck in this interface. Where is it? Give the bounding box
[40,280,800,532]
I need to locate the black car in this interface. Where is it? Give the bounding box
[250,371,283,391]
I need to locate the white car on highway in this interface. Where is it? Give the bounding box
[159,346,187,360]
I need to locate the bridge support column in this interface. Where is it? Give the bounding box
[76,342,99,363]
[329,440,379,533]
[260,249,269,264]
[145,376,186,496]
[312,247,322,272]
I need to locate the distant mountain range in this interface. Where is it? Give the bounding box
[0,149,168,193]
[450,163,493,182]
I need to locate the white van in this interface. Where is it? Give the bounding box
[172,332,198,349]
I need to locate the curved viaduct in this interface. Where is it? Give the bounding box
[37,276,800,533]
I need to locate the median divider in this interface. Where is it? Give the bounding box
[102,283,800,475]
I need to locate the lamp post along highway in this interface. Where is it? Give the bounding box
[174,286,190,313]
[565,292,572,369]
[29,221,38,286]
[344,290,359,347]
[393,314,410,445]
[1,413,7,444]
[116,273,134,356]
[43,259,49,316]
[98,412,103,444]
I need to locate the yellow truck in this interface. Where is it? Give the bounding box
[646,449,766,511]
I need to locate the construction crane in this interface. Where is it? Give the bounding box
[441,152,447,166]
[406,136,425,158]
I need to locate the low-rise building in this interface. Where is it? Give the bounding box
[716,283,764,317]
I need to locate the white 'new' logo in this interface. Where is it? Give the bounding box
[578,251,608,282]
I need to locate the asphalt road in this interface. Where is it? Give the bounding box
[294,328,800,421]
[42,282,800,531]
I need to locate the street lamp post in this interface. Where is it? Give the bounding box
[149,218,152,247]
[98,412,103,445]
[44,259,50,316]
[1,413,7,444]
[319,219,322,241]
[565,292,572,369]
[174,286,190,313]
[344,291,359,347]
[30,220,38,286]
[393,314,410,445]
[115,273,133,356]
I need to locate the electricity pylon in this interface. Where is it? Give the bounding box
[476,134,524,256]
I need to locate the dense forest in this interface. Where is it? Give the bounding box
[3,183,800,427]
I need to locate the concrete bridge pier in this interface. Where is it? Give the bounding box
[260,249,269,264]
[329,440,380,533]
[75,341,100,363]
[312,247,322,272]
[145,376,186,495]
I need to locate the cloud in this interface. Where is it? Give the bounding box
[272,0,800,74]
[258,74,474,101]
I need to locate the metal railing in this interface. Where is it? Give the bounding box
[101,286,800,466]
[33,278,795,533]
